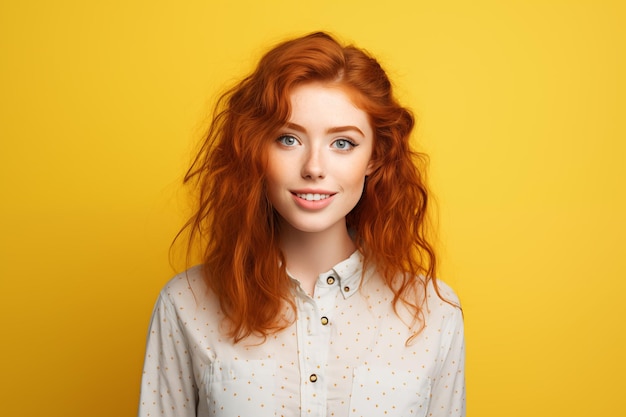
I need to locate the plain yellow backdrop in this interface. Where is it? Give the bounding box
[1,0,624,416]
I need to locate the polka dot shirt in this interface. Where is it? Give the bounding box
[138,251,465,417]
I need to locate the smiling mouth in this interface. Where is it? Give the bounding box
[294,193,333,201]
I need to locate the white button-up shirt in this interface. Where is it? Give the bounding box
[139,251,465,417]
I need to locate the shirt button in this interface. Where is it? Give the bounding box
[326,276,335,285]
[344,286,350,292]
[309,374,318,383]
[320,316,329,325]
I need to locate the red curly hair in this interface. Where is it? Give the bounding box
[182,32,439,342]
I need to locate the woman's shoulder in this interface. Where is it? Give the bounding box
[157,265,214,310]
[423,278,463,326]
[427,278,461,307]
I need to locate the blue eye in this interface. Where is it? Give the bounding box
[332,138,357,150]
[277,135,299,146]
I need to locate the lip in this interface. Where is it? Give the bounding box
[290,189,336,210]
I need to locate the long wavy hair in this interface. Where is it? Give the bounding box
[182,32,440,342]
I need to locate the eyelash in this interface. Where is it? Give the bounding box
[277,135,299,146]
[332,138,358,150]
[276,135,358,150]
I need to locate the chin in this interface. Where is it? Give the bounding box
[281,217,346,235]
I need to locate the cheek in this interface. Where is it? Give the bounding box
[265,153,286,189]
[344,159,371,186]
[342,170,368,198]
[264,171,282,201]
[264,159,295,212]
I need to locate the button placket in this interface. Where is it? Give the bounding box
[298,272,339,414]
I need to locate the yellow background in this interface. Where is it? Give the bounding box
[1,0,624,416]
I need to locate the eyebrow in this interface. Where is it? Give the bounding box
[285,122,365,137]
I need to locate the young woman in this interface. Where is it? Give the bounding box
[139,32,465,417]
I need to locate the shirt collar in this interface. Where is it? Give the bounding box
[287,250,365,300]
[327,250,364,299]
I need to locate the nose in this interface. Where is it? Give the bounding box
[301,147,325,179]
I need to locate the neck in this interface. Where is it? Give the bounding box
[279,220,356,295]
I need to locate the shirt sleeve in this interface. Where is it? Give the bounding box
[428,305,466,417]
[138,293,198,417]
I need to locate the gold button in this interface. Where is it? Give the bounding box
[309,374,318,383]
[320,316,329,325]
[326,276,335,285]
[343,286,350,292]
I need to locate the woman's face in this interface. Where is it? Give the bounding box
[265,82,374,236]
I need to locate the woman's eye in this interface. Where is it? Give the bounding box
[332,138,356,150]
[277,135,299,146]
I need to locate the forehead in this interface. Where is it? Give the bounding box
[287,83,372,132]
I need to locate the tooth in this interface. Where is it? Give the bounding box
[296,193,331,201]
